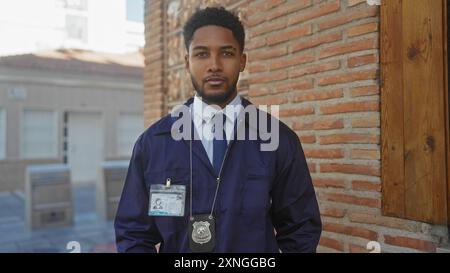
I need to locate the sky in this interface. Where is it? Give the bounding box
[126,0,144,23]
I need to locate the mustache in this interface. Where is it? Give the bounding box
[203,75,227,83]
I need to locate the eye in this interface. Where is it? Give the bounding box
[222,51,234,57]
[194,52,208,58]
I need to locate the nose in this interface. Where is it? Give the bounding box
[208,54,222,72]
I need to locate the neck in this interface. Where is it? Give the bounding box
[198,92,238,109]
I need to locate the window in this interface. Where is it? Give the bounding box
[0,109,5,159]
[126,0,144,23]
[66,15,88,42]
[117,113,143,156]
[21,110,58,159]
[381,0,449,224]
[56,0,87,11]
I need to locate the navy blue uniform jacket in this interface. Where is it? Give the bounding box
[114,97,322,253]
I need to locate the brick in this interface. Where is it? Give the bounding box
[274,79,314,93]
[348,0,367,7]
[351,116,380,128]
[299,135,317,144]
[384,235,436,252]
[293,89,343,103]
[248,87,270,97]
[267,25,312,46]
[252,96,288,105]
[305,148,344,159]
[352,180,381,192]
[293,119,344,131]
[320,38,378,59]
[145,44,163,54]
[320,163,380,176]
[147,60,164,70]
[322,192,381,208]
[348,53,378,68]
[247,12,267,27]
[318,70,378,86]
[347,22,379,37]
[251,19,287,38]
[320,101,379,114]
[148,51,164,62]
[291,32,342,53]
[248,70,287,84]
[350,85,379,97]
[144,94,163,105]
[249,46,287,61]
[321,207,347,218]
[318,7,379,31]
[348,212,411,231]
[144,76,163,86]
[266,0,313,21]
[279,106,315,117]
[248,63,268,73]
[313,178,346,188]
[319,236,344,252]
[248,0,285,14]
[288,1,341,26]
[351,149,380,160]
[237,79,249,91]
[308,162,317,173]
[270,53,315,71]
[323,222,378,240]
[247,37,266,50]
[320,133,380,144]
[145,95,165,105]
[290,61,341,79]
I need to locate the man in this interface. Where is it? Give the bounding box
[114,6,322,253]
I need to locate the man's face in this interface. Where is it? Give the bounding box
[185,25,246,107]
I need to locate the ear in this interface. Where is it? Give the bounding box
[239,53,247,72]
[184,53,189,70]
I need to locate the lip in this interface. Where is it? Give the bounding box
[204,76,226,85]
[207,80,224,86]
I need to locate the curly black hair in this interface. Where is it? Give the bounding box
[182,6,245,53]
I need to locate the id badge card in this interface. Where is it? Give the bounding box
[148,184,186,217]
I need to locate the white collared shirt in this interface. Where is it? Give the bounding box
[192,94,242,164]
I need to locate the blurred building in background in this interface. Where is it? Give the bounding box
[0,0,144,252]
[0,0,144,56]
[0,49,144,192]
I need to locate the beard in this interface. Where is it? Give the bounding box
[190,74,238,105]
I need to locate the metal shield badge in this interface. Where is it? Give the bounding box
[192,221,211,244]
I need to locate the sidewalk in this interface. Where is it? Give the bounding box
[0,185,116,253]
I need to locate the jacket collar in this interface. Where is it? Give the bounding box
[153,96,254,136]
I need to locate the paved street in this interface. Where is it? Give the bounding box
[0,185,116,253]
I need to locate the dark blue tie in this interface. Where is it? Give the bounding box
[213,114,228,176]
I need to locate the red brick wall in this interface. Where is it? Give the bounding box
[144,0,449,252]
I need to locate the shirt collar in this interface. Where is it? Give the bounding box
[193,93,242,124]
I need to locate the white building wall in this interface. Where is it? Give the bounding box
[0,65,144,190]
[0,0,144,56]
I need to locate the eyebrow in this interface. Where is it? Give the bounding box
[192,45,237,51]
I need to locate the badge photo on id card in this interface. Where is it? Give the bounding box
[148,184,186,217]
